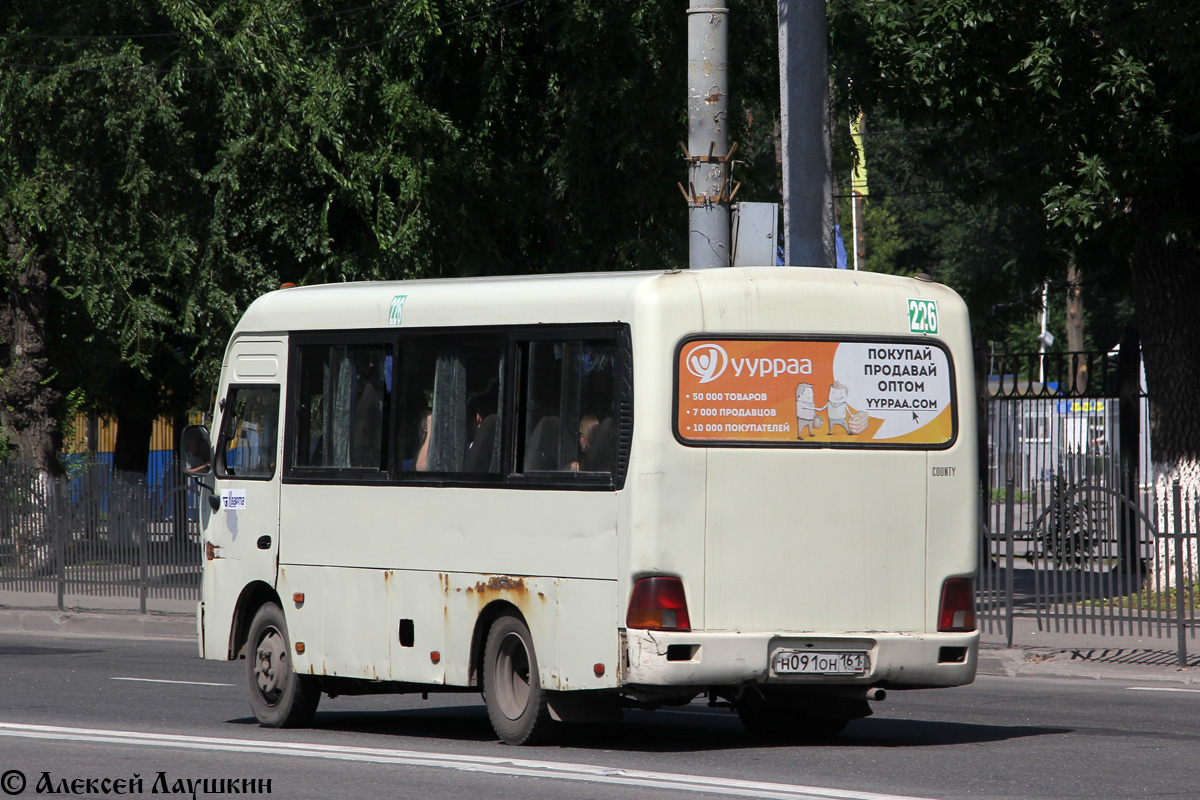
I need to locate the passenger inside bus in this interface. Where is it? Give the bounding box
[463,393,499,473]
[570,415,614,472]
[402,410,432,471]
[569,415,599,471]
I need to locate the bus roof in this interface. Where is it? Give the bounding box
[231,267,966,337]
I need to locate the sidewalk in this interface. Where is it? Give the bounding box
[0,589,196,639]
[977,615,1200,684]
[3,590,1198,684]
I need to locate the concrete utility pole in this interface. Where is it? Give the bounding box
[778,0,834,267]
[685,0,731,269]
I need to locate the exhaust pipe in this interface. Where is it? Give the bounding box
[822,685,886,702]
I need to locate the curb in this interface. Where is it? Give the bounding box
[0,607,195,640]
[4,606,1198,685]
[977,645,1200,684]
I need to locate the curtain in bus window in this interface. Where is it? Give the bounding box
[488,356,504,473]
[428,348,467,472]
[292,343,391,472]
[331,354,353,468]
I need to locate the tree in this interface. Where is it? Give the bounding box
[0,2,202,478]
[6,1,780,473]
[829,0,1200,482]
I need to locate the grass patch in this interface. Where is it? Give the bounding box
[1084,584,1200,612]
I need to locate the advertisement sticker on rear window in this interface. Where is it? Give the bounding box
[676,338,955,447]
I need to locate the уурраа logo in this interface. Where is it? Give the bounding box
[685,343,729,384]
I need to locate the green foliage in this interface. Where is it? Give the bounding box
[827,2,1200,356]
[1086,583,1200,613]
[1,0,730,444]
[838,114,1067,349]
[860,201,903,275]
[831,0,1200,246]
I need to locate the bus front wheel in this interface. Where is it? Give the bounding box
[245,602,320,728]
[483,615,555,745]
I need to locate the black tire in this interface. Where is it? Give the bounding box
[736,690,851,741]
[482,615,555,745]
[245,602,320,728]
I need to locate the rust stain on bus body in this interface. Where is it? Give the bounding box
[465,575,534,615]
[480,575,527,594]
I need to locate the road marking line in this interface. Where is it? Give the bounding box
[0,722,939,800]
[111,677,234,687]
[1127,686,1200,694]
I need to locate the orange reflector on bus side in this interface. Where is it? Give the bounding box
[293,593,305,606]
[938,578,976,632]
[295,642,305,654]
[626,577,691,631]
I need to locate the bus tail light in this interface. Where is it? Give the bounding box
[938,578,976,632]
[627,577,691,631]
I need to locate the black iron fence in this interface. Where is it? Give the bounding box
[978,345,1200,664]
[0,455,202,611]
[4,343,1198,663]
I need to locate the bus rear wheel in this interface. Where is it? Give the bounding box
[246,602,320,728]
[483,615,555,745]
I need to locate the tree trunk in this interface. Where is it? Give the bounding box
[110,373,156,559]
[1,220,64,570]
[112,366,156,479]
[1131,214,1200,590]
[1065,260,1086,392]
[113,411,153,477]
[0,219,63,476]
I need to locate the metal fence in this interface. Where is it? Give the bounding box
[4,345,1198,662]
[978,347,1200,664]
[0,455,202,611]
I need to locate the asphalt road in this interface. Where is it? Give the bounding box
[1,632,1199,800]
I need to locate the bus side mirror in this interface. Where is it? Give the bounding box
[182,425,221,511]
[181,424,214,477]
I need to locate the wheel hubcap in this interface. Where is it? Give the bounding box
[254,627,286,706]
[494,631,532,720]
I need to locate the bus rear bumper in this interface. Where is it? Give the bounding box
[621,628,978,690]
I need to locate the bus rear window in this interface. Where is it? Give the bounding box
[675,337,956,448]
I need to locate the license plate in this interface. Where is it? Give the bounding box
[771,649,868,675]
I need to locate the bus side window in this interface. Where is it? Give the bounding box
[217,386,280,480]
[520,340,617,474]
[291,343,392,472]
[398,336,505,475]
